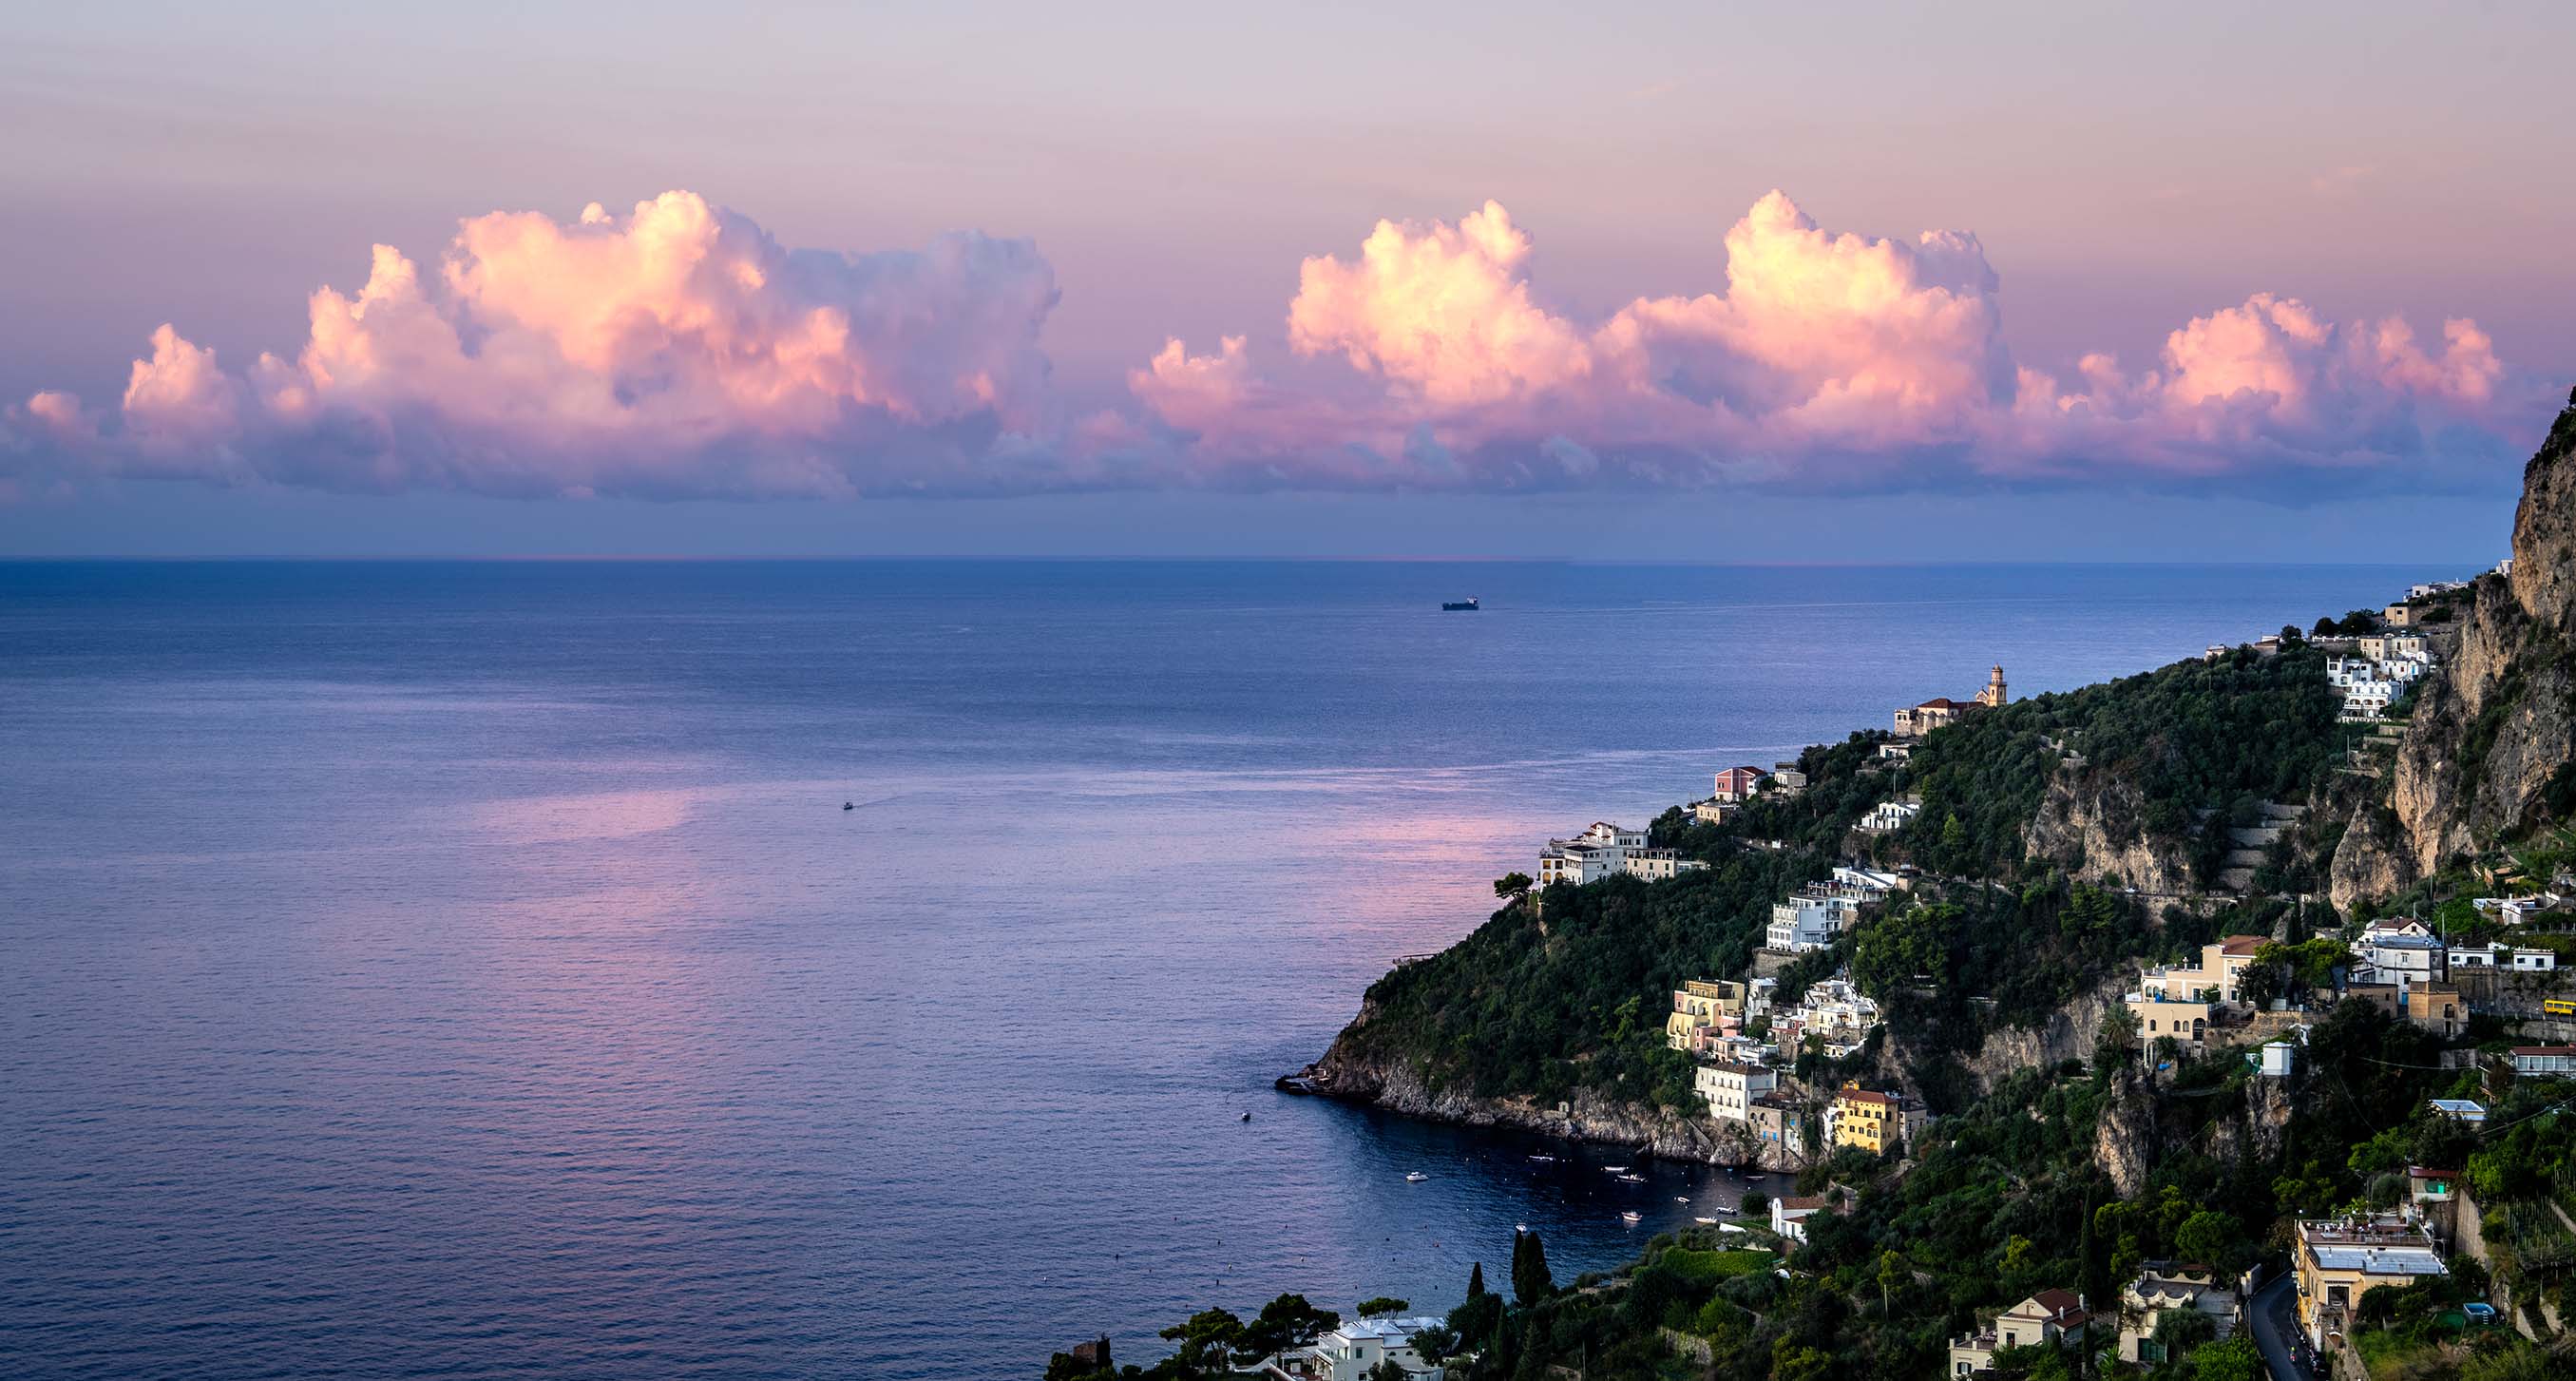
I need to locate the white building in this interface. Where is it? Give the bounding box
[1830,865,1905,900]
[1278,1316,1452,1381]
[2357,920,2446,987]
[1777,976,1881,1058]
[1767,889,1861,952]
[1859,798,1921,834]
[1695,1061,1779,1123]
[2513,948,2559,972]
[1770,1194,1834,1243]
[1537,821,1707,888]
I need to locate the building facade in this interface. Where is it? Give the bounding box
[2293,1215,2446,1352]
[1694,1061,1778,1123]
[1827,1082,1925,1155]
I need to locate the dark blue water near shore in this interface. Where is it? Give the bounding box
[0,560,2454,1379]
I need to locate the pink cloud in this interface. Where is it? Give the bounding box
[1132,190,2529,489]
[12,192,1059,498]
[6,186,2537,501]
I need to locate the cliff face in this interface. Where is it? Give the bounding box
[2093,1066,2157,1198]
[2336,392,2576,904]
[1963,968,2131,1094]
[2025,764,2196,895]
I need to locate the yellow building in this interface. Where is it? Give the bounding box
[1828,1082,1924,1155]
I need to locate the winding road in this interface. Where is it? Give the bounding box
[2246,1272,2313,1381]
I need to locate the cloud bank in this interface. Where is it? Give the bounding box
[10,192,1064,498]
[6,187,2537,501]
[1138,191,2514,489]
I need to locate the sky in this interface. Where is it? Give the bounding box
[2,0,2571,560]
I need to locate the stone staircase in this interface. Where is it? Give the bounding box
[2217,803,2305,892]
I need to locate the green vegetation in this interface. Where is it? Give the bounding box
[1343,854,1818,1107]
[1139,993,2573,1379]
[1068,579,2576,1379]
[1899,644,2351,886]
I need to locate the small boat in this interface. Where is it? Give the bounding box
[1617,1174,1645,1184]
[1620,1211,1642,1223]
[1694,1216,1718,1224]
[1675,1197,1690,1204]
[842,801,854,811]
[1602,1164,1629,1173]
[1239,1112,1250,1122]
[1404,1172,1429,1182]
[1527,1153,1556,1163]
[1441,598,1479,611]
[1515,1223,1528,1234]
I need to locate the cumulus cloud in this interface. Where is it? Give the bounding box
[1133,190,2528,491]
[7,186,2538,502]
[11,192,1061,498]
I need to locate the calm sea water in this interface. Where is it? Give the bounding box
[0,560,2453,1380]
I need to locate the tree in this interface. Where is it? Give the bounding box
[1410,1323,1460,1363]
[1493,871,1534,901]
[1875,1249,1906,1315]
[2312,616,2337,638]
[1742,1189,1770,1217]
[2174,1210,2246,1274]
[1239,1295,1338,1360]
[2186,1335,2263,1381]
[1353,1296,1407,1318]
[1157,1308,1245,1377]
[1364,1361,1408,1381]
[1464,1260,1485,1300]
[1511,1229,1555,1306]
[1771,1339,1835,1381]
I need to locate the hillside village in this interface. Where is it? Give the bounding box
[1068,398,2576,1381]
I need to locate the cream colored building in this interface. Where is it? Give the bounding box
[2293,1215,2446,1352]
[2138,935,2269,1005]
[2118,1262,2237,1366]
[2125,992,2215,1050]
[1694,1061,1778,1123]
[1537,821,1708,887]
[1948,1290,2087,1375]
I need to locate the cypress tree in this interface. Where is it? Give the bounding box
[1511,1230,1552,1306]
[1466,1260,1485,1300]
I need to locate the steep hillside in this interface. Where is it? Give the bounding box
[2334,388,2576,905]
[1294,637,2359,1153]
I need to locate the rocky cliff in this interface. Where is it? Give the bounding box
[1295,1000,1801,1168]
[2333,390,2576,907]
[2025,764,2197,895]
[1963,968,2132,1093]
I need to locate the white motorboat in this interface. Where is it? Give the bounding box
[1404,1171,1429,1182]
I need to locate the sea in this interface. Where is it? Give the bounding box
[0,560,2456,1380]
